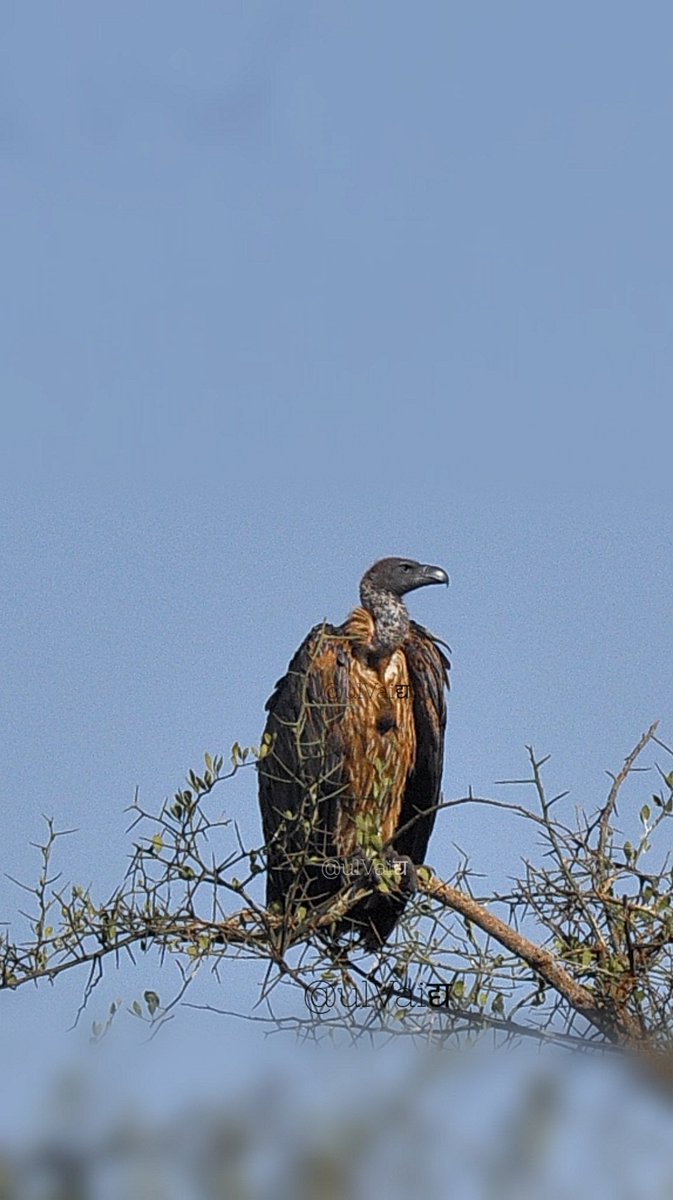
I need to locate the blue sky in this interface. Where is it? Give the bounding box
[2,0,673,1158]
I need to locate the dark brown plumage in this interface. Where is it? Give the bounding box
[257,557,450,949]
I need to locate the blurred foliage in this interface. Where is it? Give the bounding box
[0,1052,672,1200]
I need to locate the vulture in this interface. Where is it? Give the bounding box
[257,557,450,949]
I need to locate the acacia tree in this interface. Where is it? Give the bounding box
[2,719,673,1072]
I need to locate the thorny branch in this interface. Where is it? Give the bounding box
[2,725,673,1074]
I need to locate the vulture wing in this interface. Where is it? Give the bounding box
[393,621,450,865]
[258,621,351,912]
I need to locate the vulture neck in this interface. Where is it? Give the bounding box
[359,581,410,653]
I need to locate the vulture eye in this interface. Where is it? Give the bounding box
[402,563,413,572]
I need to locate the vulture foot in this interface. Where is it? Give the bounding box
[343,848,416,897]
[382,850,417,896]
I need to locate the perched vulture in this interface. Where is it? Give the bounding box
[257,557,450,948]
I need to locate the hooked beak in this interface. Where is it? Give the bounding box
[419,563,449,587]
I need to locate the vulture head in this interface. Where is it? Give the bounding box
[360,557,449,601]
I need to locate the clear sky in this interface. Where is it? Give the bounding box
[1,0,673,1171]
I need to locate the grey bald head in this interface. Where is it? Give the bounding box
[360,556,449,602]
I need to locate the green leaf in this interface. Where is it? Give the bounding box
[151,834,164,853]
[132,1000,143,1017]
[640,804,651,824]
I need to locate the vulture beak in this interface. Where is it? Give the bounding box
[420,563,450,587]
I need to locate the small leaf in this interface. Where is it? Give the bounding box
[151,834,164,853]
[132,1000,143,1017]
[640,804,651,824]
